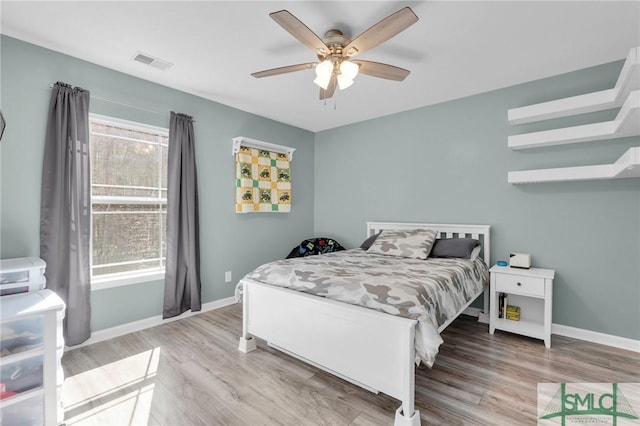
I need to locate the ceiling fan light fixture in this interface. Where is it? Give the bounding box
[340,60,359,80]
[313,60,333,89]
[337,60,359,90]
[337,74,354,90]
[313,75,331,90]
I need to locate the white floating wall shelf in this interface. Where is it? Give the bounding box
[232,136,295,161]
[508,147,640,184]
[507,47,640,184]
[508,47,640,124]
[508,90,640,150]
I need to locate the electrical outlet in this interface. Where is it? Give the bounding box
[225,271,232,283]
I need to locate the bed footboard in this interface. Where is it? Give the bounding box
[238,279,421,426]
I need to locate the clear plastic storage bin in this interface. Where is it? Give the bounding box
[0,394,44,426]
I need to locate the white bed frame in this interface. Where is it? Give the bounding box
[238,222,490,426]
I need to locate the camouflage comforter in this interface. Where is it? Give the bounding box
[238,248,489,367]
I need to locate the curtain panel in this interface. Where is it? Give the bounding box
[40,82,91,346]
[235,146,291,213]
[163,112,202,319]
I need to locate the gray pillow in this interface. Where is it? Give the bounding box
[367,228,438,260]
[359,232,381,250]
[430,238,480,259]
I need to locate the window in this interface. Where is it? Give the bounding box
[89,115,168,283]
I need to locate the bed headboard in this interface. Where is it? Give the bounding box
[366,221,491,265]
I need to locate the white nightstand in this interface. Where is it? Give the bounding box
[489,265,555,348]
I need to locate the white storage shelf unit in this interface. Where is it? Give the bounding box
[507,46,640,184]
[0,290,65,426]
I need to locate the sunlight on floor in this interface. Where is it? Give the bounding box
[62,347,160,425]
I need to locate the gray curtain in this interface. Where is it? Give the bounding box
[40,82,91,346]
[163,112,202,319]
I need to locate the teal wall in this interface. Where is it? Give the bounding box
[314,61,640,340]
[2,36,639,341]
[0,36,315,330]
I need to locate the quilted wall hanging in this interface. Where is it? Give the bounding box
[236,146,291,213]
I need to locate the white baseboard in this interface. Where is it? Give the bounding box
[464,308,639,352]
[67,297,236,351]
[70,298,640,354]
[552,323,640,353]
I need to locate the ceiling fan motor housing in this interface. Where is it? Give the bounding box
[317,29,352,61]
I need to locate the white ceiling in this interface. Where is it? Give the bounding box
[2,1,639,132]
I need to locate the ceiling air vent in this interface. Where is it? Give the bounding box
[133,51,173,71]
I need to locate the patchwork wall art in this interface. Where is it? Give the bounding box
[235,146,291,213]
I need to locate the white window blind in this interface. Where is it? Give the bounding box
[89,115,168,280]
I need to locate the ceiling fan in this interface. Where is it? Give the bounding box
[252,7,419,100]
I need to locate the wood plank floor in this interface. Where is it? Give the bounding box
[61,304,640,425]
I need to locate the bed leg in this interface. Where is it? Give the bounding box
[478,287,490,324]
[394,406,421,426]
[394,324,421,426]
[238,282,257,353]
[238,335,256,353]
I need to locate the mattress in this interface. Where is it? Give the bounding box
[237,248,489,366]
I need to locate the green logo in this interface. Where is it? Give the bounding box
[539,383,639,425]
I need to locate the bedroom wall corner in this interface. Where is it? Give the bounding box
[313,59,640,342]
[0,35,315,332]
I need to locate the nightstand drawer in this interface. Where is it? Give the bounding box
[495,273,545,297]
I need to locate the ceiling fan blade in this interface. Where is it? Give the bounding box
[344,7,418,58]
[353,60,410,81]
[319,74,337,100]
[270,10,328,55]
[252,62,317,78]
